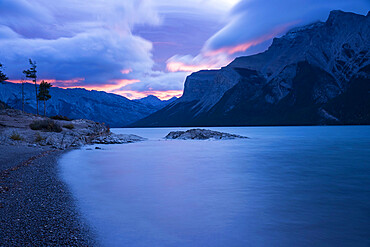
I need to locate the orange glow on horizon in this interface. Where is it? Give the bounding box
[10,78,139,92]
[115,90,183,100]
[84,79,140,91]
[9,78,181,101]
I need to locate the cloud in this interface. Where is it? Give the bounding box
[1,0,234,99]
[0,25,20,39]
[122,71,189,92]
[0,0,241,99]
[205,0,370,53]
[153,0,238,15]
[0,0,161,39]
[166,54,231,72]
[0,30,154,85]
[0,0,160,88]
[0,0,54,38]
[204,21,299,56]
[164,21,296,73]
[167,0,370,72]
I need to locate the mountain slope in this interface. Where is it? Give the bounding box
[0,82,166,127]
[134,95,177,109]
[133,10,370,127]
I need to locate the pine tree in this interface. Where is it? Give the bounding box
[21,78,25,112]
[37,80,52,116]
[23,59,38,115]
[0,63,8,83]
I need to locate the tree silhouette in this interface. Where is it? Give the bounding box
[0,63,8,83]
[23,59,38,115]
[37,80,52,116]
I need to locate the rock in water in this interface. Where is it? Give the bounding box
[165,129,248,140]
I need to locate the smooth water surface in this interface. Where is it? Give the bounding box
[59,126,370,247]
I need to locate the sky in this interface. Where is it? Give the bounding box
[0,0,369,100]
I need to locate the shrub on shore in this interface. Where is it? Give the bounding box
[0,100,11,110]
[35,132,46,142]
[30,119,62,132]
[63,124,74,130]
[51,115,72,121]
[10,131,22,141]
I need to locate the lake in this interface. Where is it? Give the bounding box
[59,126,370,247]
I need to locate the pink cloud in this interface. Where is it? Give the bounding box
[165,21,299,73]
[205,21,300,56]
[166,53,231,73]
[166,62,219,73]
[63,79,140,92]
[10,78,141,94]
[120,69,132,74]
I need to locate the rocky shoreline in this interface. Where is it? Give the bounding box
[0,109,145,149]
[0,145,98,246]
[0,109,145,246]
[0,110,250,245]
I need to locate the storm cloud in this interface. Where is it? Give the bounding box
[0,0,159,89]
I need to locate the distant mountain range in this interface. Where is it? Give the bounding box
[0,82,174,127]
[133,10,370,127]
[134,95,177,109]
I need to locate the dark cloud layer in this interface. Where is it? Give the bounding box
[205,0,370,53]
[0,0,159,87]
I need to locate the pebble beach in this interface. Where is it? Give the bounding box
[0,144,98,246]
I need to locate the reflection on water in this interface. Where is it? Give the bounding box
[59,126,370,247]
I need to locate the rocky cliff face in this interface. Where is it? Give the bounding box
[0,83,173,127]
[133,10,370,127]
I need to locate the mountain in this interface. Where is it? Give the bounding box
[133,10,370,127]
[0,82,170,127]
[134,95,177,109]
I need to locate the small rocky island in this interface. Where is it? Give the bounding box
[0,109,144,149]
[165,129,248,140]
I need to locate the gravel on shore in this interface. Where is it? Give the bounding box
[0,145,98,246]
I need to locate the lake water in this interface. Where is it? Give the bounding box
[59,126,370,247]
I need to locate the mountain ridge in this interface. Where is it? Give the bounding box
[133,10,370,127]
[0,82,174,127]
[134,95,177,109]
